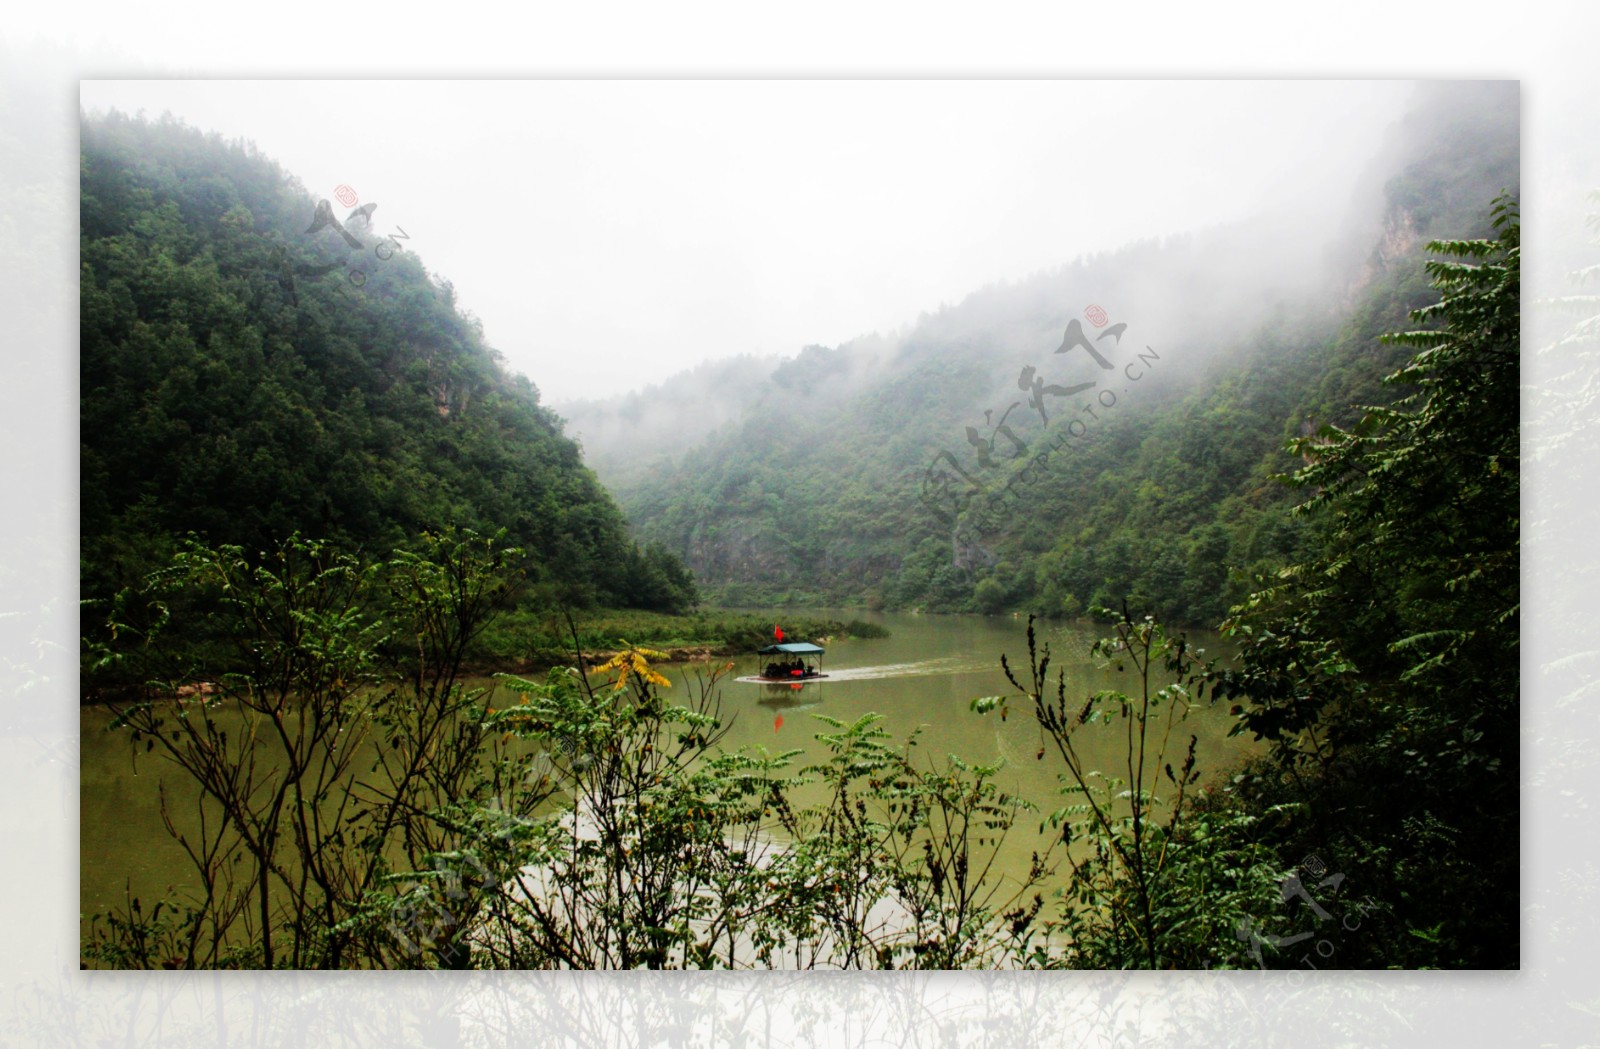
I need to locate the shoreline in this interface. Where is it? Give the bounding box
[78,642,743,708]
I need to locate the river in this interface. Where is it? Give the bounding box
[80,610,1254,949]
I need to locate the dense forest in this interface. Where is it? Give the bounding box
[563,82,1517,625]
[79,111,699,625]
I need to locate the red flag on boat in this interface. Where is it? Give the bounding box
[774,624,784,641]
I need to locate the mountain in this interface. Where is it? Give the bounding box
[80,111,696,615]
[562,82,1518,623]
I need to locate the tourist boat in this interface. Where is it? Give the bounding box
[755,641,827,682]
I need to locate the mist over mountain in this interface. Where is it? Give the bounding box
[561,82,1518,620]
[558,353,786,489]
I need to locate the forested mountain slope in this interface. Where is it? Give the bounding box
[564,83,1517,622]
[80,112,696,615]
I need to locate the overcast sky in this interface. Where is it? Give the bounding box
[79,79,1414,403]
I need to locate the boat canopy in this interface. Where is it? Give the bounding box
[757,642,825,655]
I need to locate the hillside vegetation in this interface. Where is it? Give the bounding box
[80,111,698,628]
[563,83,1517,625]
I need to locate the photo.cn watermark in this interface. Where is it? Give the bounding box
[292,184,413,300]
[918,304,1161,559]
[1208,854,1382,971]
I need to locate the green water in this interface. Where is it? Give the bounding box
[79,611,1253,930]
[687,610,1252,886]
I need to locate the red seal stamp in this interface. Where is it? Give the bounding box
[1084,304,1109,328]
[334,184,359,208]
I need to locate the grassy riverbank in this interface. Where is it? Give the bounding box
[473,608,889,674]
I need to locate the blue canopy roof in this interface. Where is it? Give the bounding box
[757,642,825,655]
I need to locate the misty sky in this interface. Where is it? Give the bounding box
[79,79,1415,403]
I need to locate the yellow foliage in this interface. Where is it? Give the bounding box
[592,641,672,692]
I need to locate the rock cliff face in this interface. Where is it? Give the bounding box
[680,512,904,601]
[686,517,793,589]
[1376,207,1422,269]
[1342,205,1422,306]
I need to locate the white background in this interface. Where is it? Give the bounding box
[4,2,1595,1045]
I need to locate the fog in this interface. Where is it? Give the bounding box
[555,81,1520,477]
[78,79,1416,405]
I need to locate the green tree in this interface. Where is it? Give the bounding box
[1215,194,1520,967]
[83,530,544,969]
[972,612,1280,968]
